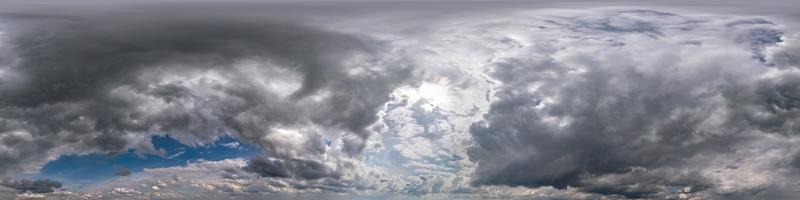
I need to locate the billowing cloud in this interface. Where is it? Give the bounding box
[0,7,413,179]
[3,2,800,200]
[466,8,800,198]
[767,33,800,68]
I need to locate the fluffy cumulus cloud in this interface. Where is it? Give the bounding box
[2,2,800,200]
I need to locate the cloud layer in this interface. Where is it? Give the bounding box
[2,3,800,200]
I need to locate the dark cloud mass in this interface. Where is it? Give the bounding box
[0,7,412,178]
[467,10,800,198]
[245,156,340,180]
[1,179,62,193]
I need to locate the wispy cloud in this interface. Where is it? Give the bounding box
[166,151,186,159]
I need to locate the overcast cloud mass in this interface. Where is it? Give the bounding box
[1,0,800,199]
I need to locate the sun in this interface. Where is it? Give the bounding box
[415,76,455,110]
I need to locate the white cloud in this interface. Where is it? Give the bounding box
[221,142,241,149]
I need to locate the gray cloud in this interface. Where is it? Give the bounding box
[767,33,800,68]
[2,2,800,199]
[244,157,341,180]
[115,167,132,177]
[467,10,800,198]
[1,179,62,193]
[576,168,712,199]
[0,6,412,179]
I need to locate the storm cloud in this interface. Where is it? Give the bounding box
[466,9,800,198]
[0,6,412,179]
[2,1,800,199]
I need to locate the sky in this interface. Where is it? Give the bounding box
[1,0,800,199]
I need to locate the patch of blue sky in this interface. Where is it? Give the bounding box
[367,99,466,178]
[27,135,261,188]
[363,136,417,178]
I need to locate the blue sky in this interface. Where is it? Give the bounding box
[28,135,261,188]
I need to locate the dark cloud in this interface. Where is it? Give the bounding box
[467,10,800,197]
[2,2,800,199]
[244,156,341,180]
[1,179,62,193]
[576,168,712,199]
[115,167,131,177]
[0,6,412,178]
